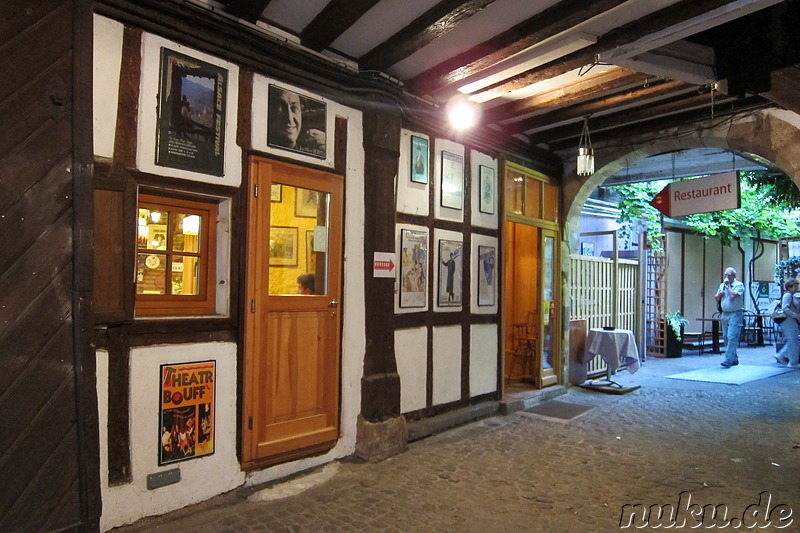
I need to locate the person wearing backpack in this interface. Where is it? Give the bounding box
[774,279,800,368]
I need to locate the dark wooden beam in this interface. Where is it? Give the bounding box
[359,0,497,71]
[406,0,628,96]
[468,0,741,101]
[532,91,750,148]
[224,0,272,24]
[482,67,646,124]
[507,79,695,135]
[301,0,381,52]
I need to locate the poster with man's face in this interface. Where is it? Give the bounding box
[267,85,327,159]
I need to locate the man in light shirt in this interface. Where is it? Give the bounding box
[714,267,745,368]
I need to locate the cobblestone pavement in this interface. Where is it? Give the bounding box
[115,346,800,532]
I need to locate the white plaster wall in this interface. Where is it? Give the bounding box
[432,325,462,405]
[471,234,499,314]
[433,139,465,223]
[470,150,499,229]
[395,223,430,314]
[136,33,242,186]
[470,323,498,396]
[98,343,243,531]
[433,228,463,313]
[93,15,123,159]
[251,74,337,169]
[395,327,429,413]
[397,129,430,216]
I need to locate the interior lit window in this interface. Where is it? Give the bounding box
[136,193,217,316]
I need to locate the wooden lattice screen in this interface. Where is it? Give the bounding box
[645,239,667,359]
[569,254,641,375]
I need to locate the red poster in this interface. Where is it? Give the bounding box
[159,361,215,465]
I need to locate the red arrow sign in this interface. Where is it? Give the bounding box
[650,184,671,216]
[374,260,395,271]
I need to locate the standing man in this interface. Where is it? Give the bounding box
[714,267,745,368]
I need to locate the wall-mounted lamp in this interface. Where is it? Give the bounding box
[577,117,594,176]
[446,97,479,131]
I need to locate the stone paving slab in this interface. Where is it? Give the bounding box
[113,347,800,532]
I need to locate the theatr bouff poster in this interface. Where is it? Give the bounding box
[159,361,215,465]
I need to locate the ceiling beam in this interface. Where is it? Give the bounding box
[482,68,646,124]
[300,0,381,52]
[406,0,628,96]
[507,80,695,135]
[467,0,742,102]
[359,0,497,71]
[529,91,734,146]
[224,0,272,24]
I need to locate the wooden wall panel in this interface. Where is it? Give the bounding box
[0,0,98,530]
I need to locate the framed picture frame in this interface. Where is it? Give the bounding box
[399,228,428,308]
[580,242,595,256]
[159,361,215,465]
[267,84,327,159]
[155,48,227,176]
[295,188,319,218]
[271,184,282,202]
[479,165,495,214]
[477,245,496,307]
[440,151,464,210]
[306,230,316,273]
[269,226,299,266]
[410,135,429,184]
[438,239,463,307]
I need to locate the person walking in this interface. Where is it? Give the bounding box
[774,279,800,368]
[714,267,745,368]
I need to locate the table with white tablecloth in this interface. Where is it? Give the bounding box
[576,328,640,385]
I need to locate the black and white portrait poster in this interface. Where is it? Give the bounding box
[156,48,227,176]
[268,85,327,159]
[438,239,463,307]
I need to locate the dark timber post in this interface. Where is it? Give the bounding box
[356,94,407,460]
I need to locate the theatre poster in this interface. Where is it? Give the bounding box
[159,361,215,465]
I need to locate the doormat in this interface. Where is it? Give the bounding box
[523,400,594,420]
[666,365,791,385]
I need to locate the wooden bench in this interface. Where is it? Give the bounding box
[682,331,724,352]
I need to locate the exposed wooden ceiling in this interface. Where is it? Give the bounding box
[219,0,799,169]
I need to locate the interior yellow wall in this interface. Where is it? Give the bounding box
[269,185,319,295]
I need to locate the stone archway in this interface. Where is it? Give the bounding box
[561,107,800,254]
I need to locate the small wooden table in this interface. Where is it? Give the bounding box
[695,318,722,354]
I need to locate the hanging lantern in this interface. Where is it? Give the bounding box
[577,117,594,176]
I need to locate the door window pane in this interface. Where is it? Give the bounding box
[269,184,329,296]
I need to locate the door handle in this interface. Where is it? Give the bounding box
[329,299,339,307]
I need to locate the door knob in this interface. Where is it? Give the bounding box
[329,299,339,307]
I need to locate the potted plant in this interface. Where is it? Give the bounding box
[665,311,689,358]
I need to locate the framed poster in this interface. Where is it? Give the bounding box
[580,242,595,256]
[155,48,227,176]
[478,245,496,307]
[479,165,495,214]
[269,226,299,266]
[399,228,428,308]
[438,239,463,307]
[267,85,326,159]
[271,184,282,202]
[295,188,319,218]
[441,151,464,210]
[410,135,429,184]
[159,361,215,465]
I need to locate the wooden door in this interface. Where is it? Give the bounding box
[243,157,343,468]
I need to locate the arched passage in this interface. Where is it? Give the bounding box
[559,107,800,368]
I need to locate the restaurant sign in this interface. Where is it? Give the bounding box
[650,171,740,217]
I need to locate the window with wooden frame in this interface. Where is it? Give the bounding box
[136,193,217,316]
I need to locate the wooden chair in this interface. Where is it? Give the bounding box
[509,311,538,381]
